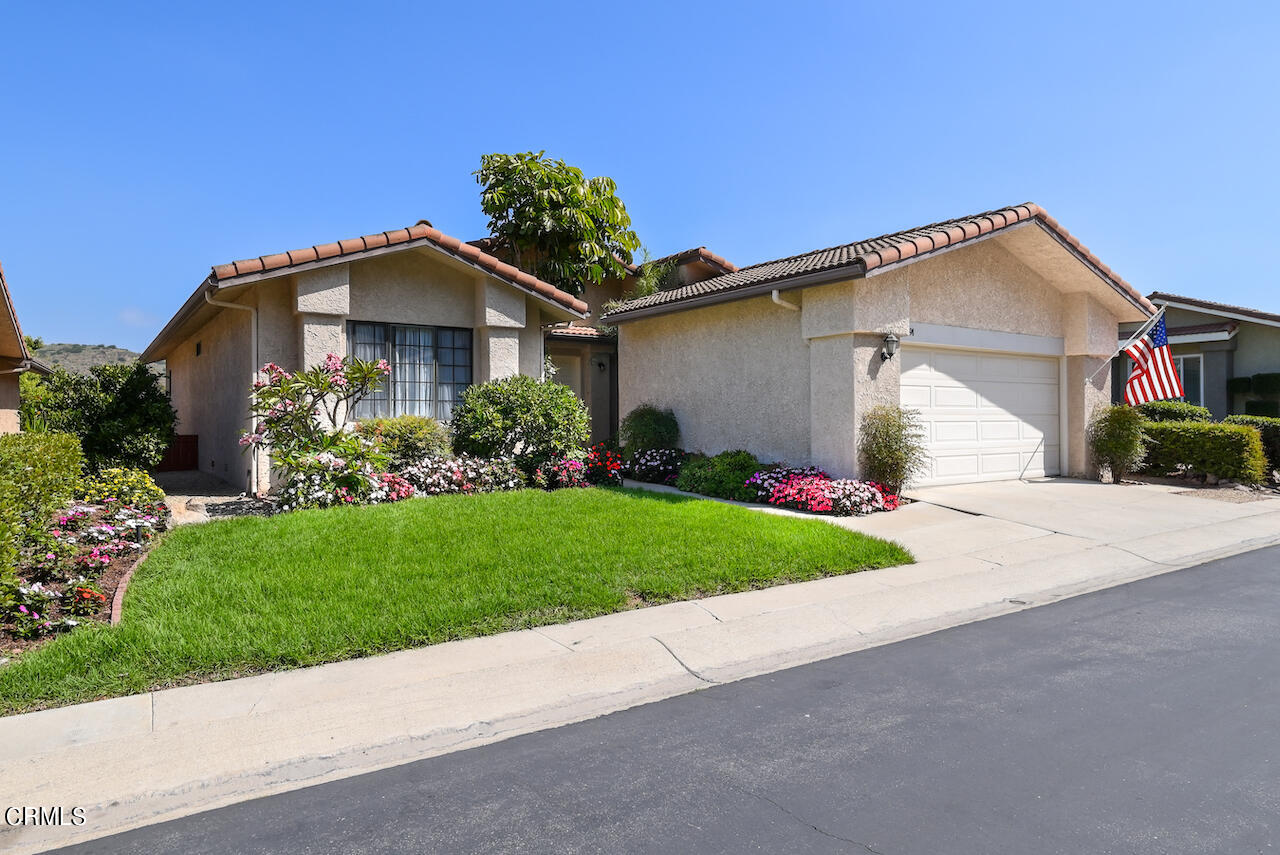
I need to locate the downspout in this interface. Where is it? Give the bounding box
[771,289,800,311]
[204,285,260,495]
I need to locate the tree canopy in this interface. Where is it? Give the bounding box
[474,151,640,295]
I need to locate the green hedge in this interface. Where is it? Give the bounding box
[1245,400,1280,417]
[1141,420,1266,484]
[1225,415,1280,472]
[0,433,84,580]
[675,450,761,501]
[1227,376,1253,395]
[1137,400,1212,422]
[1252,373,1280,395]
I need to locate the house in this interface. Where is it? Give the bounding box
[602,204,1155,486]
[142,221,593,493]
[543,246,737,445]
[0,262,51,433]
[1112,293,1280,419]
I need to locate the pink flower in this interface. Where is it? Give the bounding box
[323,353,344,373]
[376,359,391,374]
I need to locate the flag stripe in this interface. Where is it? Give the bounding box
[1121,316,1183,406]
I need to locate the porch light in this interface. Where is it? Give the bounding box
[881,333,900,362]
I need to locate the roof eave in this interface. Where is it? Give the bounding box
[1148,294,1280,329]
[140,276,216,363]
[604,261,868,324]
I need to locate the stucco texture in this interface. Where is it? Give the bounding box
[619,294,811,465]
[0,373,19,434]
[616,232,1124,483]
[160,245,559,493]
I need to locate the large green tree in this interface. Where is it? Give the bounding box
[474,151,640,295]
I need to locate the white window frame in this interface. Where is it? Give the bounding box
[1171,353,1204,407]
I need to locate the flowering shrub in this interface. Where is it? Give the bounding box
[533,458,590,490]
[11,603,55,639]
[745,466,829,502]
[626,448,688,485]
[763,473,897,517]
[242,354,403,510]
[81,468,166,507]
[584,443,624,485]
[400,455,525,496]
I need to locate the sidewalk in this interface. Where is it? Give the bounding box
[6,479,1280,853]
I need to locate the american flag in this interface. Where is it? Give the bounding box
[1124,315,1184,405]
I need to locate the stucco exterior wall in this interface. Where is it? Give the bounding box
[0,374,18,434]
[905,239,1066,338]
[166,297,254,489]
[618,294,811,465]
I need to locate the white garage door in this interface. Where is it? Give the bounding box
[901,346,1060,486]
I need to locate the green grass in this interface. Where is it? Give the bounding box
[0,488,911,714]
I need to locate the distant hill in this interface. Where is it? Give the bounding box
[32,342,142,374]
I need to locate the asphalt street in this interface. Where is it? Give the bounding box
[50,545,1280,854]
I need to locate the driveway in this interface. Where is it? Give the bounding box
[833,477,1280,565]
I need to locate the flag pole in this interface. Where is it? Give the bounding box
[1088,305,1166,384]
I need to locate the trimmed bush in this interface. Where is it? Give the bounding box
[618,404,680,457]
[675,450,761,501]
[1227,376,1253,395]
[1141,421,1267,484]
[1246,399,1280,417]
[858,406,929,494]
[1225,414,1280,472]
[355,415,451,470]
[1252,373,1280,395]
[1088,405,1147,482]
[450,375,590,476]
[21,364,176,470]
[1137,400,1212,422]
[0,433,84,586]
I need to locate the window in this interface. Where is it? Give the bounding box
[346,322,473,420]
[1173,354,1203,407]
[1121,352,1204,406]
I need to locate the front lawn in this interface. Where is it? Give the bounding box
[0,488,911,714]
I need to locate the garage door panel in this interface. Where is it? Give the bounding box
[933,351,983,380]
[934,386,980,408]
[902,345,1061,486]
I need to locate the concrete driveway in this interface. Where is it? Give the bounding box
[836,477,1280,565]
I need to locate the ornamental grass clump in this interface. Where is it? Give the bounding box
[858,406,929,495]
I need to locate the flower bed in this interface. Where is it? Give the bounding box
[631,456,901,518]
[3,495,168,655]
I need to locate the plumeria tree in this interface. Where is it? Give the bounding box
[241,355,412,509]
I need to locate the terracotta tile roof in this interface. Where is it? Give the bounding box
[545,324,613,340]
[212,220,588,315]
[647,246,737,274]
[604,203,1155,320]
[0,261,31,361]
[1149,292,1280,326]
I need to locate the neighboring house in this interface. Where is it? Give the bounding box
[543,246,736,445]
[1112,293,1280,419]
[0,262,51,433]
[603,204,1155,487]
[142,221,592,494]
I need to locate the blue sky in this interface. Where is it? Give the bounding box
[1,1,1276,352]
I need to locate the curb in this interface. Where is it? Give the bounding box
[109,555,146,626]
